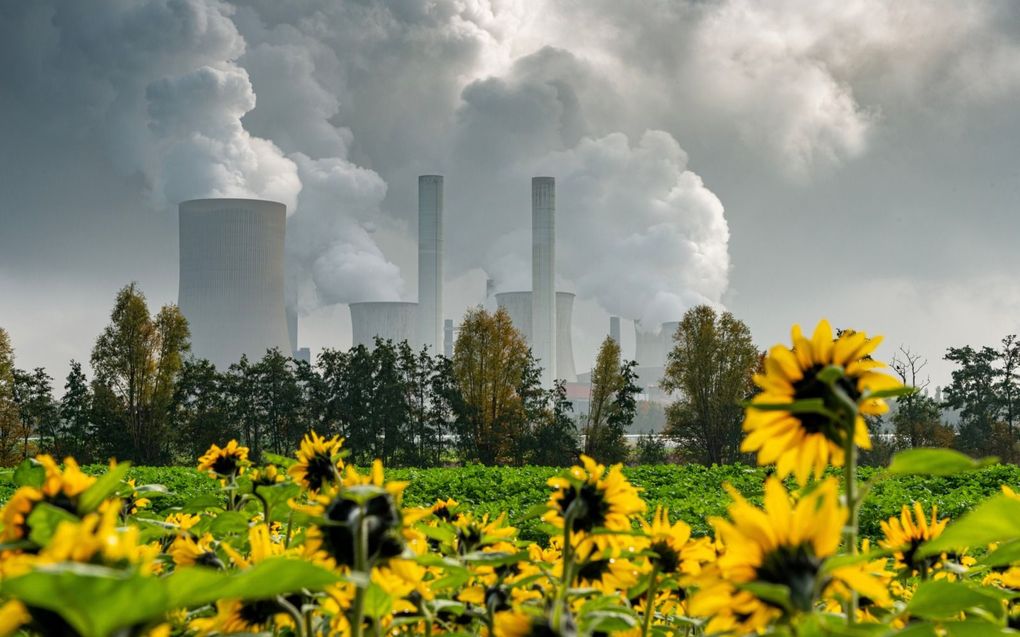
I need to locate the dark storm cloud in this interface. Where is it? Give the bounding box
[2,0,1020,386]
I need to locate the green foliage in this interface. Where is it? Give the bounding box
[5,462,1017,545]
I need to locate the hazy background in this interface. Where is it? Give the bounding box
[2,0,1019,389]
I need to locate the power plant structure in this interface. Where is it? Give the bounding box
[495,291,577,382]
[178,198,291,369]
[349,301,419,348]
[531,177,557,387]
[417,175,443,353]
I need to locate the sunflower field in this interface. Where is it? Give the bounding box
[4,321,1020,636]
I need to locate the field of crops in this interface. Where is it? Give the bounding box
[4,461,1018,542]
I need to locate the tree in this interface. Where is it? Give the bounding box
[524,380,580,466]
[450,307,535,465]
[253,349,305,456]
[0,328,29,464]
[887,346,954,451]
[661,305,759,465]
[943,345,1001,456]
[398,342,446,467]
[170,358,234,463]
[59,360,94,462]
[581,338,636,463]
[90,283,190,464]
[13,367,58,457]
[633,431,668,465]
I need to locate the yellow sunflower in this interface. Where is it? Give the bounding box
[197,440,250,479]
[879,502,948,575]
[690,477,885,631]
[742,320,902,484]
[0,600,29,636]
[492,609,560,637]
[0,486,43,542]
[190,598,292,635]
[639,506,710,576]
[543,455,645,540]
[170,532,223,568]
[289,431,345,491]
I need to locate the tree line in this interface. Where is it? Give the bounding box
[6,283,1010,468]
[0,284,641,467]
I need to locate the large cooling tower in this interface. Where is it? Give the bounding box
[350,302,419,349]
[178,198,291,369]
[417,176,443,353]
[634,321,681,369]
[532,177,556,387]
[495,291,576,382]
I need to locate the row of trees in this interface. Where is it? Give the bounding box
[0,284,643,467]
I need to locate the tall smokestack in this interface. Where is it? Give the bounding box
[609,316,621,345]
[532,177,556,386]
[178,198,291,369]
[418,175,443,353]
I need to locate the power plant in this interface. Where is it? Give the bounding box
[417,175,443,353]
[178,198,291,369]
[495,291,577,382]
[350,301,419,348]
[176,176,671,391]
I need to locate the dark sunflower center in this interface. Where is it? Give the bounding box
[321,494,403,567]
[755,543,824,612]
[558,483,610,533]
[457,526,483,555]
[211,454,240,476]
[791,364,861,438]
[576,558,610,583]
[433,505,452,521]
[304,453,336,490]
[650,540,681,574]
[238,599,282,627]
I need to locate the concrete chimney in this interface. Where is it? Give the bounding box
[418,175,443,354]
[532,177,556,386]
[609,316,621,345]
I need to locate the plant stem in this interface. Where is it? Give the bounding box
[351,509,369,637]
[553,504,579,632]
[844,423,859,625]
[642,565,660,637]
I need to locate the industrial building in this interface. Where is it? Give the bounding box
[178,198,291,369]
[349,301,419,348]
[495,291,577,382]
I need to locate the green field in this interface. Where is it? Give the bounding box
[4,462,1017,542]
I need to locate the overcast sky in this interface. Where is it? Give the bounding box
[2,0,1019,390]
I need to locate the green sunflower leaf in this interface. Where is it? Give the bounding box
[78,461,131,513]
[905,580,1005,621]
[1,564,168,637]
[13,458,45,488]
[919,494,1020,557]
[26,502,80,546]
[863,385,917,400]
[165,558,340,608]
[886,448,996,476]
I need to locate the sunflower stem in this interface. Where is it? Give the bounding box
[351,506,369,637]
[843,422,859,625]
[642,564,660,637]
[553,501,580,632]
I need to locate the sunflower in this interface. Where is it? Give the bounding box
[39,501,158,571]
[190,598,292,635]
[197,440,250,479]
[452,511,517,555]
[690,477,884,630]
[543,455,645,539]
[0,486,43,542]
[742,320,902,485]
[289,431,344,491]
[640,506,708,576]
[493,608,567,637]
[879,502,948,575]
[222,524,284,568]
[572,542,642,594]
[0,600,29,636]
[249,464,284,488]
[170,532,223,569]
[121,479,151,516]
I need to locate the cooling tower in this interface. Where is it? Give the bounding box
[444,319,454,358]
[532,177,556,386]
[495,291,576,382]
[178,198,291,369]
[417,176,443,353]
[350,302,419,349]
[286,305,298,354]
[635,323,666,369]
[556,292,577,381]
[661,321,679,363]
